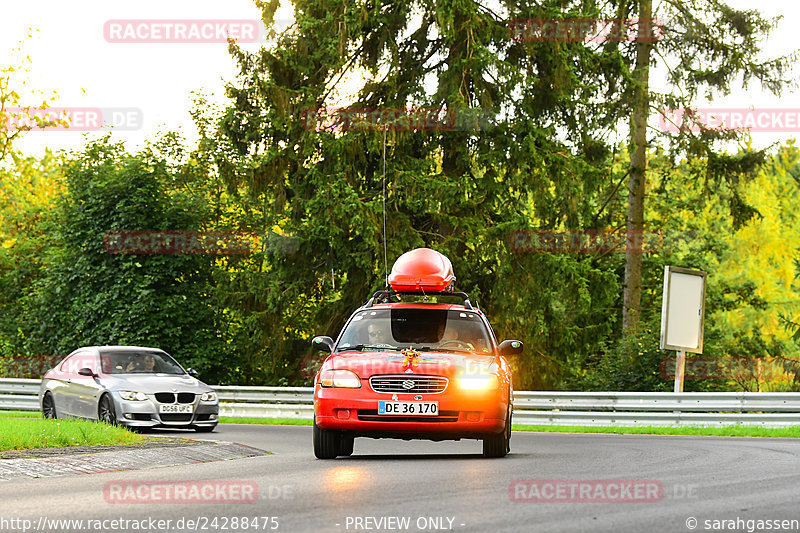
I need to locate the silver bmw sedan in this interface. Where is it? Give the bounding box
[39,346,219,432]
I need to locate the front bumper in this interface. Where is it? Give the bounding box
[113,395,219,429]
[314,384,509,440]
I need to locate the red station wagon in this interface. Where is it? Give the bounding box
[312,248,523,459]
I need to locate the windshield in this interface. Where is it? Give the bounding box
[336,308,494,354]
[100,350,185,375]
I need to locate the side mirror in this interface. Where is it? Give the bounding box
[312,336,334,353]
[186,368,198,377]
[498,340,524,357]
[77,367,96,377]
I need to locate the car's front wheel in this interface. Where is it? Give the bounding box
[98,394,117,425]
[42,392,57,419]
[313,419,342,459]
[483,405,511,458]
[339,434,354,456]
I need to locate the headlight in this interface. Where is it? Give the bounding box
[319,369,362,388]
[119,390,148,401]
[201,391,217,402]
[458,373,499,390]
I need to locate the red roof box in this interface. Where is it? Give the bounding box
[387,248,455,292]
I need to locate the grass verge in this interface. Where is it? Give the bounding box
[218,417,800,438]
[0,410,37,419]
[0,418,143,451]
[5,413,799,439]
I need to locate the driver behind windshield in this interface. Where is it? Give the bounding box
[436,322,476,351]
[125,354,158,373]
[366,322,392,346]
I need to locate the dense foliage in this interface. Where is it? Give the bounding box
[0,2,798,391]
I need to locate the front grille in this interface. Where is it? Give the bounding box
[357,409,459,423]
[177,393,196,404]
[155,392,175,403]
[159,414,193,422]
[369,375,448,394]
[155,392,196,404]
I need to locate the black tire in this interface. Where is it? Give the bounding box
[194,425,216,433]
[483,405,511,458]
[42,392,57,419]
[313,419,340,459]
[506,404,512,453]
[98,394,117,425]
[339,434,354,456]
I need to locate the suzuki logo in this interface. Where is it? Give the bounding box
[402,380,415,390]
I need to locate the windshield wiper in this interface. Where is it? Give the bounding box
[418,346,473,354]
[337,344,402,352]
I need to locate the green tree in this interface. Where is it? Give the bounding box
[0,151,63,374]
[23,138,230,382]
[0,28,63,165]
[576,144,800,391]
[192,0,639,387]
[613,0,796,331]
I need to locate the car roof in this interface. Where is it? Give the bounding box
[77,346,166,353]
[360,302,485,315]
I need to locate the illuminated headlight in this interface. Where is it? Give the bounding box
[319,369,362,388]
[201,391,217,402]
[458,373,499,390]
[119,390,148,401]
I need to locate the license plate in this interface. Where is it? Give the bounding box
[159,404,193,414]
[378,401,438,416]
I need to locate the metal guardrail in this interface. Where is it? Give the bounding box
[213,386,314,419]
[4,379,800,426]
[0,379,42,411]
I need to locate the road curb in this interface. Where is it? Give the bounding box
[0,440,268,481]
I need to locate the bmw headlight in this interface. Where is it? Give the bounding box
[201,391,217,402]
[458,373,499,390]
[119,390,148,401]
[319,369,362,388]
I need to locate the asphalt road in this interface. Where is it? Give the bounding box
[2,425,800,533]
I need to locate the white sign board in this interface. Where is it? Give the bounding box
[660,266,706,353]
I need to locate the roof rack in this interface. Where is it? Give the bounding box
[364,289,475,310]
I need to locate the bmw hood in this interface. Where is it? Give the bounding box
[99,374,213,394]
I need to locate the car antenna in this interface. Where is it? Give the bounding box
[382,124,389,290]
